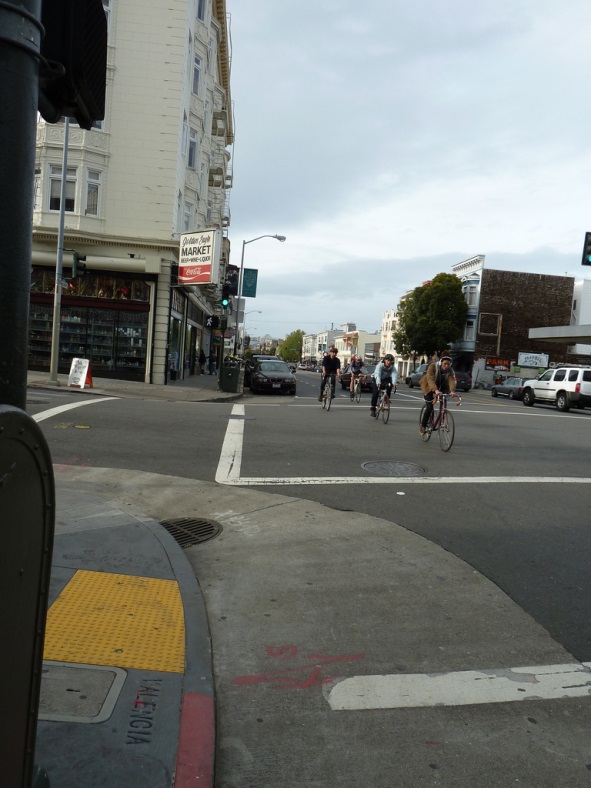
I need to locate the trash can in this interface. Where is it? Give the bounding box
[219,364,243,393]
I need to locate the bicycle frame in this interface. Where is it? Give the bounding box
[374,386,391,423]
[420,393,461,451]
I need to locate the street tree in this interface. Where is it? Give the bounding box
[393,273,468,360]
[279,329,304,362]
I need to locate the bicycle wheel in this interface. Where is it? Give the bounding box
[382,395,390,423]
[419,406,432,441]
[355,379,361,403]
[439,411,455,451]
[325,381,332,411]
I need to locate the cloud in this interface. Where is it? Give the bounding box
[227,0,591,339]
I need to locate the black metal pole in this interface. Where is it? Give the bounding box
[0,0,42,409]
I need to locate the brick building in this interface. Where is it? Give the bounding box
[476,269,573,363]
[451,257,574,377]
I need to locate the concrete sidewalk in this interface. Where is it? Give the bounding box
[27,367,242,403]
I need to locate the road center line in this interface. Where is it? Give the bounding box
[326,662,591,710]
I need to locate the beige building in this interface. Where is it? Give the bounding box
[30,0,233,383]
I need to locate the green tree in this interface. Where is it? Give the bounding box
[393,273,468,359]
[278,329,304,362]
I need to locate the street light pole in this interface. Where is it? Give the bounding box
[234,233,285,354]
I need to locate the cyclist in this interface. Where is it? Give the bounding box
[349,355,365,400]
[370,354,398,417]
[319,347,341,401]
[419,354,457,435]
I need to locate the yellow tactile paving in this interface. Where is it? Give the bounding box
[44,570,185,673]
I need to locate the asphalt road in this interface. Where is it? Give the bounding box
[29,373,591,661]
[27,375,591,786]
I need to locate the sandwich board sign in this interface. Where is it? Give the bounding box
[68,358,93,389]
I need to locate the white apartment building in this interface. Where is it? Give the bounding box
[30,0,233,383]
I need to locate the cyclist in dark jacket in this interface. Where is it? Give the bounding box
[349,356,365,400]
[419,355,457,434]
[319,348,341,400]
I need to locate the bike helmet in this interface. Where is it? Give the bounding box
[384,354,394,362]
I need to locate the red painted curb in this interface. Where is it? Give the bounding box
[174,692,215,786]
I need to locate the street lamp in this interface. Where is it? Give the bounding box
[234,234,286,353]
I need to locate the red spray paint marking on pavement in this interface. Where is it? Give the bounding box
[233,645,366,690]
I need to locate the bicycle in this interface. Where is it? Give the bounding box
[373,385,393,423]
[321,374,336,411]
[419,393,461,452]
[351,374,362,403]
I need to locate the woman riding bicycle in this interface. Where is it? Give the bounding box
[419,355,457,435]
[370,354,398,417]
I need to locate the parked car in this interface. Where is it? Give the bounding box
[244,354,276,386]
[522,365,591,411]
[491,376,526,400]
[405,364,429,388]
[340,364,376,390]
[454,371,472,392]
[249,359,297,395]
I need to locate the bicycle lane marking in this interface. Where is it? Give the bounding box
[33,397,119,422]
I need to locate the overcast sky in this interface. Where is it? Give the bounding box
[226,1,591,339]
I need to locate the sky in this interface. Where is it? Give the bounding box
[226,0,591,339]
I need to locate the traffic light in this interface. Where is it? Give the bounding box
[582,232,591,266]
[221,283,231,308]
[39,0,108,129]
[206,315,220,329]
[72,252,86,277]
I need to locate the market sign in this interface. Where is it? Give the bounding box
[517,352,549,369]
[179,229,219,285]
[485,357,511,371]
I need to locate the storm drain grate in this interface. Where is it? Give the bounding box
[160,517,222,548]
[361,461,426,477]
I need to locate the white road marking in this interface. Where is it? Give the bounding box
[327,662,591,710]
[33,397,119,422]
[215,404,244,483]
[226,475,591,486]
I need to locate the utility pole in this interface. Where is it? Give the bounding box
[49,117,70,382]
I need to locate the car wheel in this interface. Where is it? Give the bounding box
[341,382,347,389]
[289,389,296,396]
[508,390,515,399]
[491,388,498,397]
[408,380,414,388]
[556,391,570,412]
[522,388,534,406]
[250,382,257,394]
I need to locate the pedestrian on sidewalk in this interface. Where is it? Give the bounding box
[208,352,217,375]
[199,349,207,375]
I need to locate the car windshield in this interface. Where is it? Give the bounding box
[259,361,289,372]
[365,365,376,374]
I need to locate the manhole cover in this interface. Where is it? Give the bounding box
[160,517,222,548]
[361,461,426,477]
